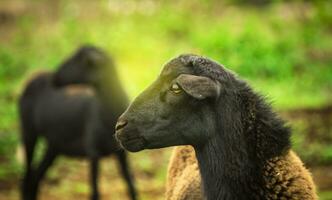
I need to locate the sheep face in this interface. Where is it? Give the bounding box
[53,46,110,87]
[116,55,224,152]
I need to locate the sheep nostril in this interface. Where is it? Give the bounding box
[115,120,128,131]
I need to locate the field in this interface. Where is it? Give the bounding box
[0,0,331,199]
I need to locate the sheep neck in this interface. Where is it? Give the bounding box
[194,91,290,200]
[93,73,128,123]
[195,134,260,200]
[95,72,127,108]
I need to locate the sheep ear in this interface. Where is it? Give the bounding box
[176,74,220,100]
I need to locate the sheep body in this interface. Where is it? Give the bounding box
[167,146,317,200]
[166,146,202,200]
[262,150,316,199]
[20,72,109,157]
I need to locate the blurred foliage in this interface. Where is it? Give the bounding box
[288,106,332,166]
[0,0,331,198]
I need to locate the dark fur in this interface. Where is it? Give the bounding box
[19,46,137,200]
[115,54,315,200]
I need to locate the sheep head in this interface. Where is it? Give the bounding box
[53,45,112,87]
[115,54,237,152]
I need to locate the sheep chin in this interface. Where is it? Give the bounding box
[120,137,146,152]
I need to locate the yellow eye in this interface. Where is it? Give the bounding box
[170,83,182,94]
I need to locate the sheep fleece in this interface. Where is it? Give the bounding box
[166,146,202,200]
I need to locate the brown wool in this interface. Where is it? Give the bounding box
[166,146,202,200]
[166,146,317,200]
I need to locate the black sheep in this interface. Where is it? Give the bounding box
[18,46,137,200]
[115,54,317,200]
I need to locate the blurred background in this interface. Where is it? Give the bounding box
[0,0,331,199]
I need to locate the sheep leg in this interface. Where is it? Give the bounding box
[29,147,57,200]
[20,131,38,200]
[90,157,100,200]
[116,150,137,200]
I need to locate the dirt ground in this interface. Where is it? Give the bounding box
[0,148,172,200]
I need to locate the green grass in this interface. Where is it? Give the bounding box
[320,190,332,200]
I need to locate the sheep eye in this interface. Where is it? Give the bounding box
[170,83,182,94]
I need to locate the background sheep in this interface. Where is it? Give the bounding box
[19,46,137,200]
[115,54,318,200]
